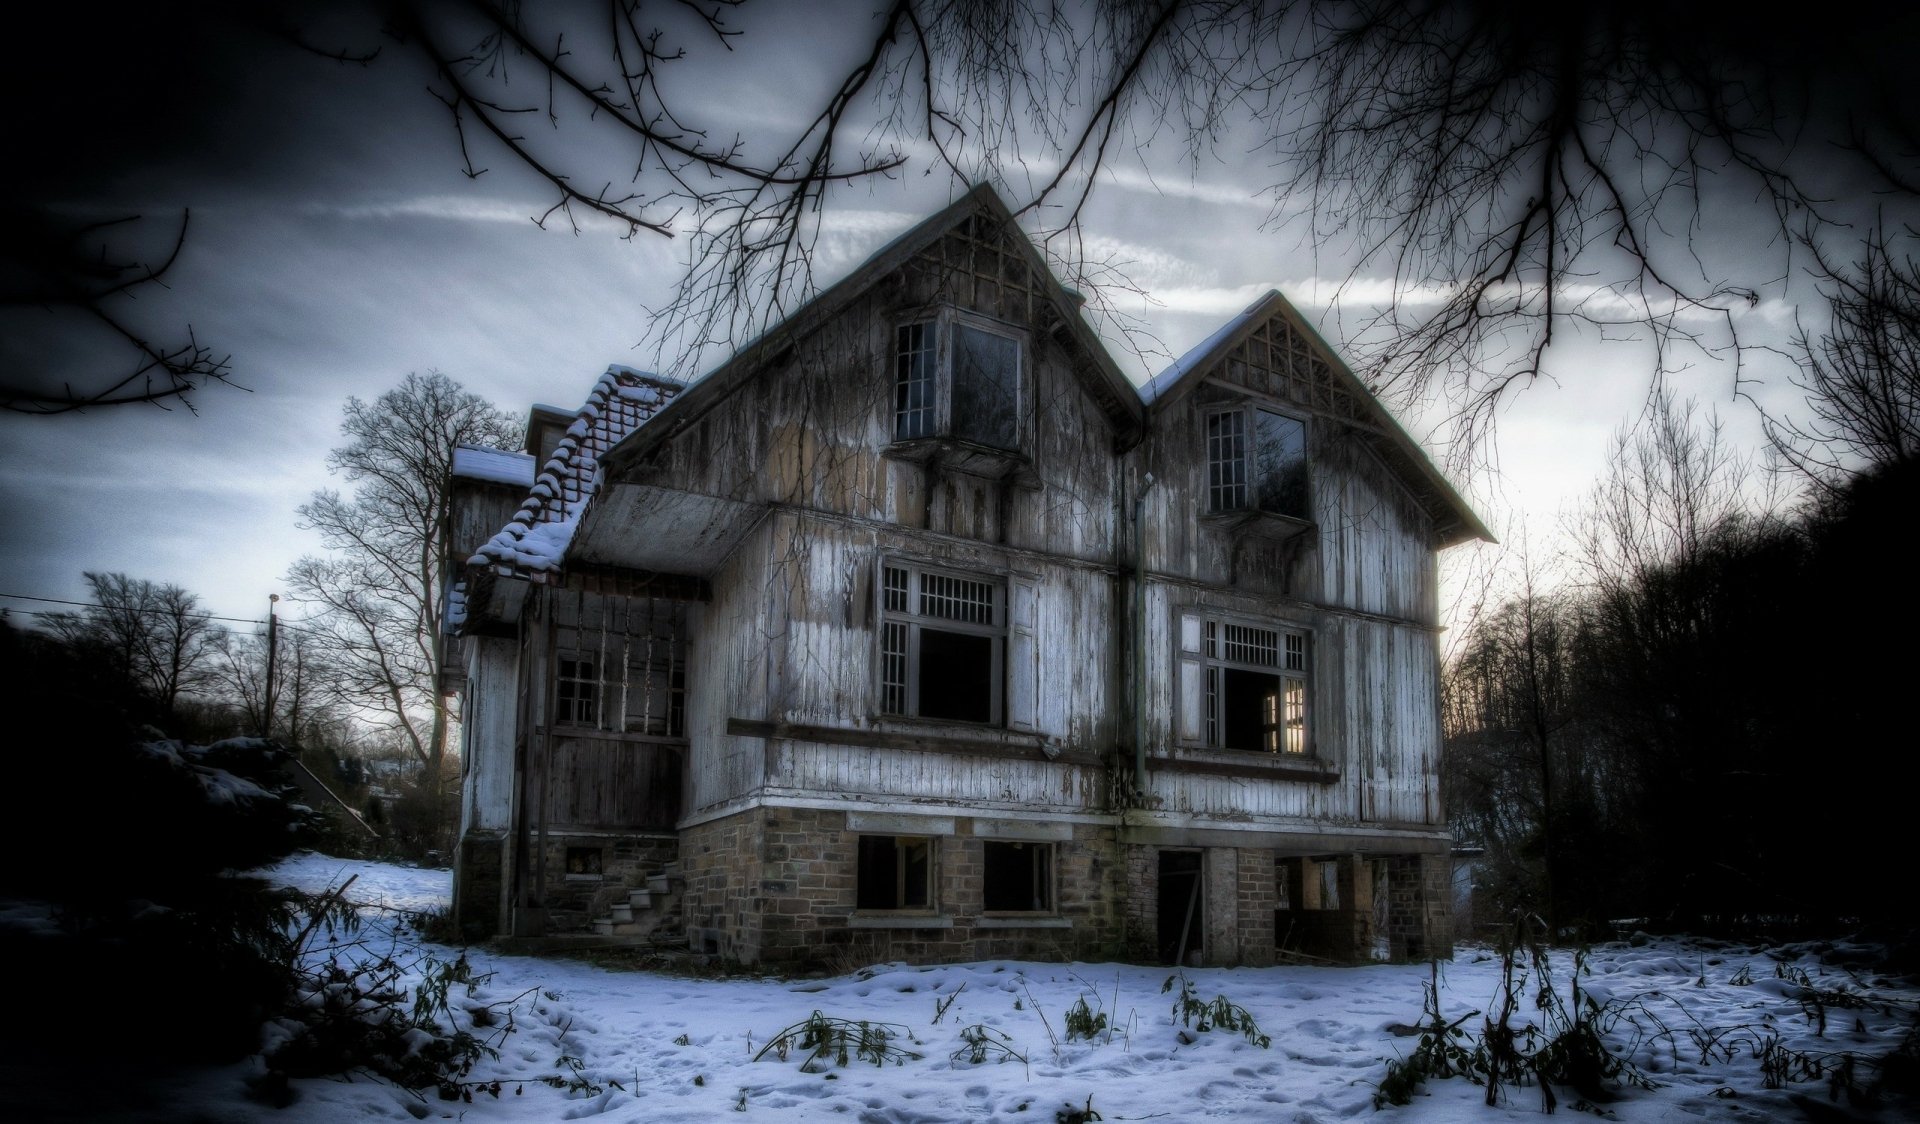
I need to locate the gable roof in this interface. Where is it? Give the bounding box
[599,184,1144,475]
[1147,290,1492,548]
[468,365,684,579]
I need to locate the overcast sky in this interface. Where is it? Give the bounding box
[1,3,1809,636]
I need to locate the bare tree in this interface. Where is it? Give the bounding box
[0,208,236,415]
[1768,225,1920,483]
[44,571,221,712]
[288,372,520,784]
[19,1,1917,441]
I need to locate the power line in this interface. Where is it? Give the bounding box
[0,591,324,632]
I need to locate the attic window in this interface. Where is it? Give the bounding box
[892,313,1023,453]
[1206,406,1309,521]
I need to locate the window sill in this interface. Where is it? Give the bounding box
[562,874,604,882]
[975,916,1072,930]
[884,437,1033,483]
[1148,748,1339,784]
[727,717,1096,765]
[1201,509,1315,545]
[848,913,954,930]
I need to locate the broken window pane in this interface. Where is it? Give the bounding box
[1252,408,1309,518]
[983,841,1053,912]
[918,628,994,723]
[858,835,932,910]
[951,323,1019,450]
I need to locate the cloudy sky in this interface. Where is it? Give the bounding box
[1,3,1809,635]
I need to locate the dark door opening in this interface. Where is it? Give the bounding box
[1156,850,1205,965]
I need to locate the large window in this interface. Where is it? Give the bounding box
[1206,406,1309,520]
[983,841,1054,913]
[553,639,687,736]
[893,315,1022,451]
[1179,615,1309,755]
[879,563,1005,724]
[857,835,933,910]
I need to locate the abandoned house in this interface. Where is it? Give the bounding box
[442,185,1490,968]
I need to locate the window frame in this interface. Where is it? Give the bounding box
[876,558,1008,726]
[1203,402,1311,521]
[856,834,937,912]
[551,637,689,738]
[891,308,1027,453]
[981,839,1057,915]
[1178,610,1313,757]
[553,651,603,728]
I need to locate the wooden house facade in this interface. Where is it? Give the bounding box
[444,186,1488,967]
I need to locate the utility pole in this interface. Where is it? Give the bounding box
[263,593,280,738]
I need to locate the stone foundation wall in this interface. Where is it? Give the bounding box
[1234,849,1278,967]
[529,832,678,933]
[455,831,506,941]
[1384,852,1453,960]
[680,807,1127,968]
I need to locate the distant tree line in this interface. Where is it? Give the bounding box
[0,372,518,861]
[1445,392,1917,938]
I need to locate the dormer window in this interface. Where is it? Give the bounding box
[893,313,1023,453]
[1206,406,1309,521]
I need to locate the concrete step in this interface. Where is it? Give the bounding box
[646,874,673,895]
[609,902,634,923]
[628,889,654,910]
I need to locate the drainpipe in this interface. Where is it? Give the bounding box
[1132,472,1157,794]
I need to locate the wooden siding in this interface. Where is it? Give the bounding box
[612,233,1122,566]
[1139,381,1437,624]
[540,732,684,832]
[1139,582,1441,829]
[458,635,519,833]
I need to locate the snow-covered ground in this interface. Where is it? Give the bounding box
[173,854,1916,1122]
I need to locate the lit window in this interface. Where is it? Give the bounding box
[857,835,933,910]
[1198,618,1309,754]
[878,562,1005,724]
[892,315,1022,451]
[1206,406,1308,520]
[983,841,1054,912]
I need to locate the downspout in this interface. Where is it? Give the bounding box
[1133,472,1157,793]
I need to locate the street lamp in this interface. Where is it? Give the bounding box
[264,593,280,738]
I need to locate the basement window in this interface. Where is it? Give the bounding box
[878,562,1005,725]
[857,835,934,911]
[983,841,1054,913]
[892,312,1024,455]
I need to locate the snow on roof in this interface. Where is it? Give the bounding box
[468,366,681,578]
[451,445,536,487]
[1138,290,1276,405]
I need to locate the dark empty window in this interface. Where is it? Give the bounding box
[1207,406,1308,520]
[1203,620,1308,754]
[878,563,1004,724]
[891,314,1022,451]
[857,835,933,910]
[983,841,1054,912]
